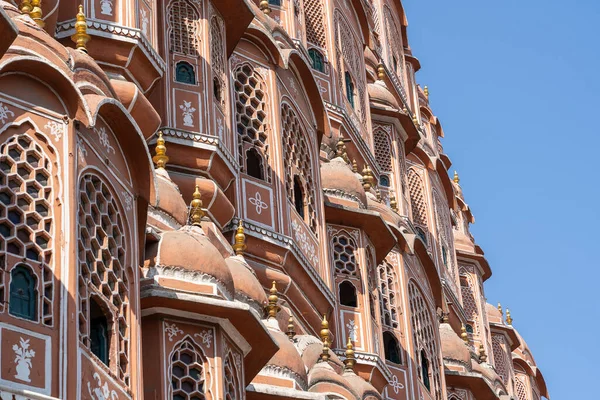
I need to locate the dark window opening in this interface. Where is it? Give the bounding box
[380,175,390,187]
[213,78,222,102]
[246,148,265,180]
[441,246,448,267]
[90,298,110,366]
[415,227,427,244]
[465,324,474,334]
[175,61,196,85]
[293,175,305,218]
[345,71,355,108]
[383,332,402,364]
[269,0,281,5]
[309,49,325,73]
[339,281,357,307]
[421,349,431,391]
[393,56,398,74]
[9,265,37,321]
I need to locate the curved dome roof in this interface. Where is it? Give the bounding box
[368,81,400,109]
[485,303,503,325]
[264,329,308,387]
[321,157,367,208]
[155,226,234,297]
[151,169,189,226]
[366,192,401,226]
[225,256,267,313]
[308,362,357,398]
[296,336,343,373]
[343,372,381,400]
[471,359,503,386]
[439,323,471,367]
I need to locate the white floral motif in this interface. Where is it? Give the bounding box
[0,102,15,124]
[77,136,88,160]
[346,320,358,342]
[390,375,404,394]
[291,220,318,266]
[100,0,113,15]
[140,9,149,35]
[87,372,119,400]
[233,353,242,369]
[45,121,63,142]
[13,337,35,382]
[248,192,268,215]
[165,322,183,342]
[288,77,298,95]
[194,330,213,348]
[216,118,224,138]
[180,101,196,127]
[95,127,116,154]
[122,191,133,211]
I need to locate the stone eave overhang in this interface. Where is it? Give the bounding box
[444,371,498,400]
[490,323,521,352]
[456,249,492,282]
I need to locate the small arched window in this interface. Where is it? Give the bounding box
[175,61,196,84]
[309,49,325,73]
[383,332,402,364]
[379,175,390,187]
[339,281,357,307]
[9,265,37,321]
[420,349,431,391]
[441,245,448,267]
[415,227,427,244]
[269,0,281,5]
[345,71,355,108]
[293,175,305,218]
[246,148,265,180]
[89,297,109,366]
[465,324,474,334]
[213,78,222,102]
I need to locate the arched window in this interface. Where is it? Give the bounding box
[383,332,401,364]
[245,148,264,180]
[345,71,355,108]
[378,260,399,328]
[465,324,473,333]
[459,268,479,338]
[415,227,427,244]
[379,175,390,187]
[407,169,428,228]
[167,0,200,56]
[269,0,281,5]
[332,233,358,276]
[293,175,305,218]
[373,128,393,173]
[224,352,241,400]
[420,349,431,391]
[210,16,226,105]
[309,49,325,72]
[89,297,109,365]
[175,61,196,84]
[339,281,357,307]
[169,339,207,399]
[9,265,37,321]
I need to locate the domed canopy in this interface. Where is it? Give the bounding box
[366,193,401,227]
[439,323,471,367]
[225,255,267,313]
[150,168,189,226]
[485,303,503,325]
[154,225,234,297]
[321,157,367,208]
[308,362,357,399]
[263,329,308,388]
[343,372,382,400]
[368,81,400,110]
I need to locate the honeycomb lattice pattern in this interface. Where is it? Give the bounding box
[374,129,392,172]
[0,134,54,325]
[492,335,509,384]
[408,281,441,400]
[281,103,317,233]
[516,377,528,400]
[384,6,404,81]
[78,174,129,384]
[233,64,271,180]
[378,260,399,328]
[170,340,206,400]
[459,272,479,334]
[224,353,239,400]
[407,169,428,227]
[210,16,225,104]
[304,0,326,48]
[168,0,200,56]
[332,233,357,276]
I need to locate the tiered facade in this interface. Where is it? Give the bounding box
[0,0,549,399]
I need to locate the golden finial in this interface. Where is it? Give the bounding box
[71,5,90,53]
[287,316,296,340]
[259,0,271,15]
[320,315,330,362]
[412,114,419,128]
[376,188,382,202]
[453,171,460,184]
[266,281,280,319]
[362,166,372,191]
[152,131,169,169]
[377,64,385,80]
[424,86,429,99]
[497,303,503,316]
[344,337,356,371]
[232,220,247,256]
[460,324,469,345]
[336,137,345,157]
[19,0,32,14]
[29,0,45,28]
[442,312,449,324]
[352,159,358,173]
[402,106,408,114]
[189,185,204,226]
[478,344,487,363]
[506,308,513,325]
[389,193,398,212]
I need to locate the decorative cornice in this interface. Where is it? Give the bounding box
[146,265,234,301]
[333,349,393,382]
[322,188,366,209]
[261,365,308,391]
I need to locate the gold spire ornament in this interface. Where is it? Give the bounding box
[71,5,90,53]
[506,309,513,325]
[453,171,460,184]
[232,220,247,256]
[320,315,330,362]
[376,188,382,202]
[377,64,385,80]
[30,0,44,28]
[152,131,169,169]
[266,281,280,319]
[344,337,356,371]
[19,0,32,14]
[287,316,296,340]
[352,159,358,174]
[497,303,503,316]
[389,193,398,212]
[189,186,204,226]
[424,86,429,99]
[412,114,419,128]
[259,0,271,15]
[460,324,469,345]
[362,165,375,191]
[478,344,487,363]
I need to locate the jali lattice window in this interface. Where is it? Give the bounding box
[170,339,206,400]
[492,334,509,385]
[515,376,529,400]
[168,0,201,56]
[332,232,357,276]
[374,129,393,173]
[281,103,317,233]
[224,352,241,400]
[304,0,326,48]
[210,15,226,105]
[408,281,441,399]
[233,63,271,182]
[459,269,479,337]
[78,174,130,384]
[378,260,399,328]
[0,134,54,326]
[407,168,428,228]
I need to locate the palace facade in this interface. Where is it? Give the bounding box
[0,0,549,399]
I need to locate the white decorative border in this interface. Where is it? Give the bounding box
[241,178,275,231]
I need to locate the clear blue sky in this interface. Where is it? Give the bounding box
[402,1,600,398]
